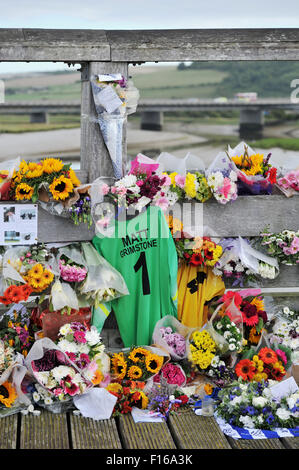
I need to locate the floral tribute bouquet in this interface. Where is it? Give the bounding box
[0,305,36,358]
[55,322,109,386]
[153,362,187,388]
[212,237,279,286]
[10,157,81,205]
[147,377,191,420]
[277,168,299,197]
[219,290,268,352]
[0,340,15,375]
[68,191,93,228]
[205,152,238,204]
[216,379,299,431]
[151,315,193,361]
[267,306,299,364]
[106,380,149,416]
[0,157,20,200]
[228,142,277,195]
[25,338,93,404]
[110,346,166,382]
[173,233,223,269]
[2,244,56,297]
[260,229,299,265]
[59,255,87,285]
[234,346,292,383]
[165,170,211,203]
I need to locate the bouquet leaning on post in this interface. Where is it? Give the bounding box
[228,141,278,195]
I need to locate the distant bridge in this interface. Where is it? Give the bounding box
[0,98,298,138]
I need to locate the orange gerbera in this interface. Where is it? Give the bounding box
[258,347,278,365]
[235,359,256,381]
[91,369,104,385]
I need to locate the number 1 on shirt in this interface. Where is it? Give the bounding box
[134,251,151,295]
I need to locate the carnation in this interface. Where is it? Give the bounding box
[252,396,268,408]
[276,407,291,420]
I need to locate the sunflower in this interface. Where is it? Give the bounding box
[68,168,81,187]
[235,359,256,381]
[250,297,264,312]
[130,390,149,409]
[248,327,262,345]
[49,175,73,201]
[111,352,127,380]
[28,263,44,279]
[127,365,143,380]
[145,353,164,375]
[26,162,44,179]
[0,381,17,408]
[42,157,64,174]
[259,347,278,365]
[15,183,34,200]
[128,347,150,363]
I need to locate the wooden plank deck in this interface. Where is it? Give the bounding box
[0,410,297,450]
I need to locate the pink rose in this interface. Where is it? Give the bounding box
[101,183,110,195]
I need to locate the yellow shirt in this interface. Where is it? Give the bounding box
[177,263,225,328]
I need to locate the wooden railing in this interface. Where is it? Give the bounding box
[0,28,298,298]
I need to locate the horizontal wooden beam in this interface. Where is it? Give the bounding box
[1,28,299,62]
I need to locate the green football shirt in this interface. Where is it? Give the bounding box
[92,205,178,347]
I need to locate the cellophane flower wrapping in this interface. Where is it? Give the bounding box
[0,157,20,201]
[151,315,194,361]
[78,242,129,304]
[227,142,278,195]
[25,337,93,412]
[213,236,279,285]
[0,351,31,417]
[205,151,238,204]
[276,167,299,197]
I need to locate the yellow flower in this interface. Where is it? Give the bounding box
[111,352,127,380]
[168,172,178,187]
[68,168,81,187]
[15,183,34,200]
[26,162,44,179]
[250,297,264,312]
[28,276,47,291]
[127,365,143,380]
[145,353,164,374]
[42,157,64,174]
[49,175,73,201]
[128,347,150,363]
[28,263,44,279]
[41,269,54,285]
[130,389,149,409]
[184,173,197,199]
[106,382,123,394]
[0,381,17,408]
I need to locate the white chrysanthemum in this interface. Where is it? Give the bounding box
[283,306,290,315]
[252,396,268,408]
[235,263,245,273]
[52,365,75,382]
[76,343,90,355]
[44,397,53,405]
[216,322,222,330]
[229,343,236,351]
[57,339,79,354]
[239,415,255,428]
[85,327,101,347]
[36,371,50,386]
[59,323,73,336]
[276,408,291,420]
[231,396,243,406]
[223,331,231,339]
[115,174,137,188]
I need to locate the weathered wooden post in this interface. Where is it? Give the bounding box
[80,61,128,181]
